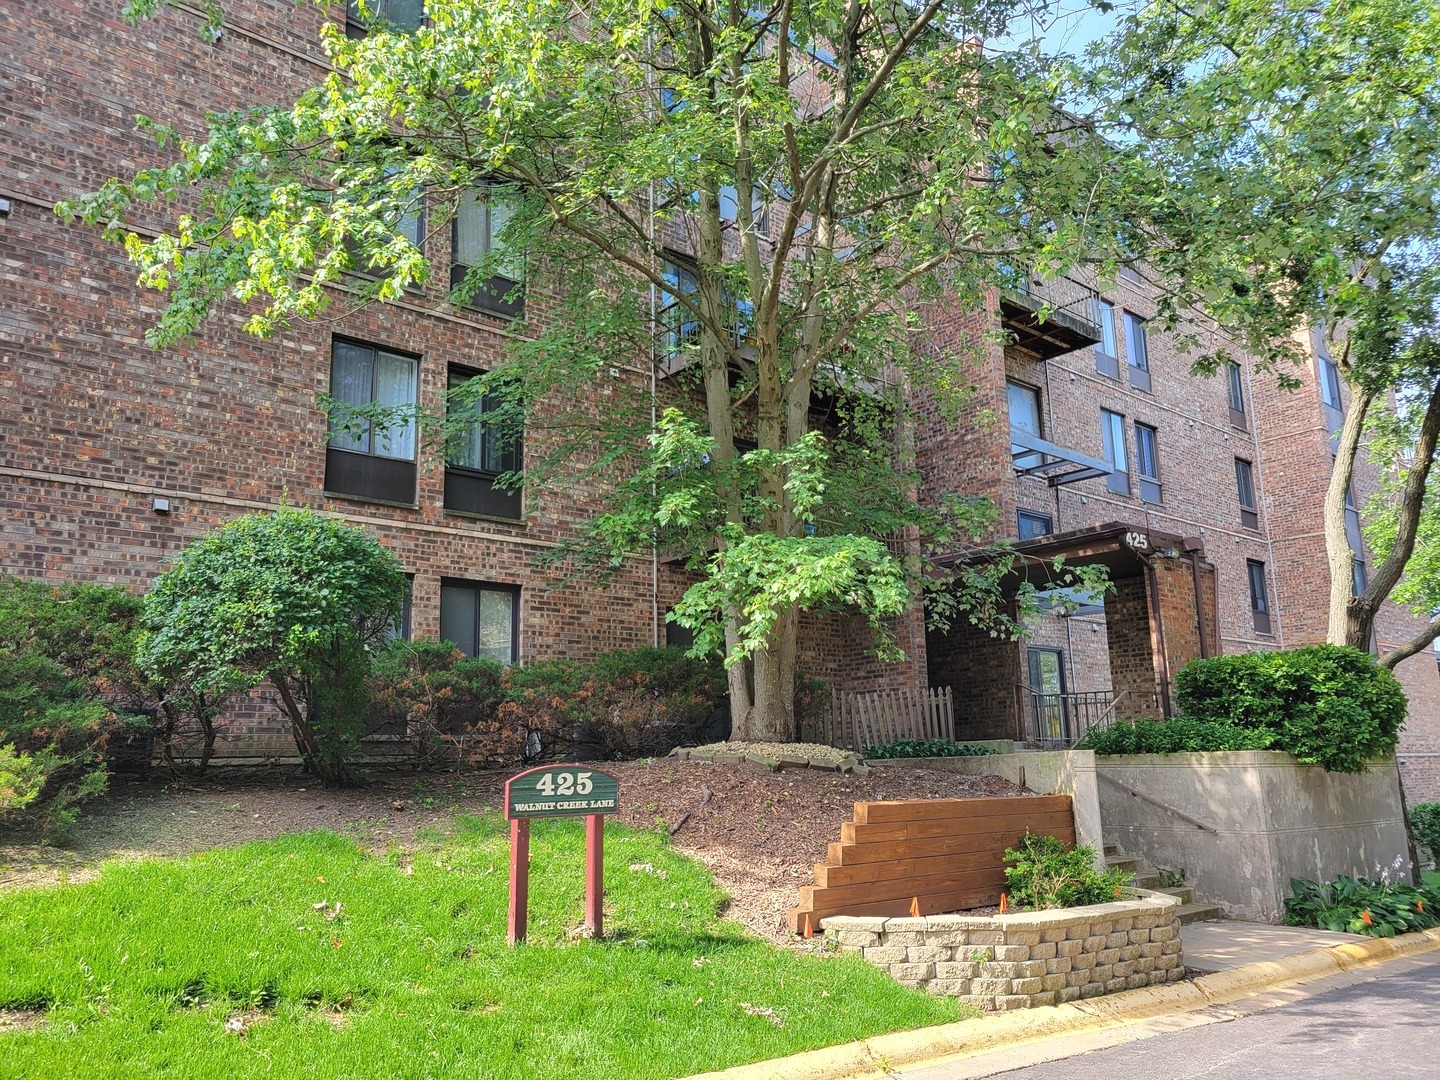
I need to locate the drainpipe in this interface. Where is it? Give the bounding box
[1183,537,1211,660]
[1143,557,1174,718]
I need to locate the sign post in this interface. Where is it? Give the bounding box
[504,765,620,945]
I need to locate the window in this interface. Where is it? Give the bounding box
[1247,559,1272,635]
[1101,409,1129,495]
[345,170,423,277]
[1235,458,1259,530]
[1134,423,1162,502]
[345,0,423,37]
[439,580,519,663]
[658,255,701,363]
[1227,362,1247,429]
[452,182,525,317]
[1092,298,1119,378]
[444,368,523,520]
[1345,483,1363,554]
[1017,510,1054,541]
[384,574,415,643]
[325,338,418,505]
[1319,349,1344,409]
[1008,381,1043,470]
[1352,557,1369,598]
[1316,330,1344,452]
[1123,311,1151,392]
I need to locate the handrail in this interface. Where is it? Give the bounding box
[1097,773,1220,834]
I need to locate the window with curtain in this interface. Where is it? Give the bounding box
[439,580,519,663]
[443,368,523,520]
[325,338,418,504]
[1017,510,1054,540]
[1101,409,1129,495]
[452,183,525,316]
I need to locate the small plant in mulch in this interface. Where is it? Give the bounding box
[1002,833,1132,910]
[862,738,999,760]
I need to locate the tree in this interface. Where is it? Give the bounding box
[136,506,406,785]
[1085,0,1440,664]
[68,1,1138,740]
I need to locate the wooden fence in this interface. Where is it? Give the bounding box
[786,794,1076,932]
[810,686,954,751]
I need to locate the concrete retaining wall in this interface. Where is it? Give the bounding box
[823,889,1183,1012]
[1095,752,1411,922]
[872,750,1104,870]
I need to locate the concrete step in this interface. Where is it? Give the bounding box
[1103,843,1120,858]
[1177,902,1225,925]
[1105,854,1142,873]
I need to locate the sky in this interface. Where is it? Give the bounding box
[993,1,1134,57]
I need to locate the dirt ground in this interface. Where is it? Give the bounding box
[0,759,1027,943]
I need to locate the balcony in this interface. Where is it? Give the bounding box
[1010,428,1113,487]
[999,272,1103,361]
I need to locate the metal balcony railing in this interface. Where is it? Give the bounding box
[999,272,1103,361]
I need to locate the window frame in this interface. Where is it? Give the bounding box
[1008,379,1044,471]
[442,366,524,522]
[324,336,420,506]
[451,182,525,318]
[1134,422,1162,503]
[345,0,424,38]
[658,253,702,365]
[1235,458,1259,530]
[1123,311,1151,392]
[1227,362,1247,429]
[1100,408,1130,495]
[1017,509,1054,541]
[1247,559,1273,635]
[1092,297,1119,379]
[438,579,521,664]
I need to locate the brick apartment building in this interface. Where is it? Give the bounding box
[3,1,1438,796]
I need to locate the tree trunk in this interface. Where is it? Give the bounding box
[272,674,355,787]
[1324,385,1373,648]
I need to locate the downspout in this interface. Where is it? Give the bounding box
[1143,556,1174,718]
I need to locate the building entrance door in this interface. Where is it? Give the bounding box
[1026,647,1069,743]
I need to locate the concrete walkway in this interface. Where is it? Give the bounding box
[1181,920,1366,972]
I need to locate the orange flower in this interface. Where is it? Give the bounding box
[909,896,921,918]
[998,893,1008,914]
[1418,899,1425,913]
[1361,910,1374,926]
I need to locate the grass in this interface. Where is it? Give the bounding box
[0,812,969,1078]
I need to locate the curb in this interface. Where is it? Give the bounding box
[684,928,1440,1080]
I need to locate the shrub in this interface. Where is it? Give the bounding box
[863,738,999,760]
[1077,716,1275,755]
[1002,833,1132,910]
[0,575,160,832]
[138,507,407,787]
[1175,645,1406,773]
[1410,802,1440,864]
[501,646,725,760]
[0,744,49,820]
[368,640,516,767]
[1284,875,1440,938]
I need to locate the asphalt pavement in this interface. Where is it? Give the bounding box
[896,949,1440,1080]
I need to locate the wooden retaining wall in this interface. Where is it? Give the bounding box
[786,794,1076,933]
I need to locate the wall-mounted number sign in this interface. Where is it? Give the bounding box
[503,765,621,945]
[506,767,620,819]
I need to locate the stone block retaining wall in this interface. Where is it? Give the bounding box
[823,889,1183,1012]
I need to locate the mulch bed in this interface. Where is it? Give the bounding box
[0,758,1031,944]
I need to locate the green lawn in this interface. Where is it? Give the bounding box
[0,813,967,1078]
